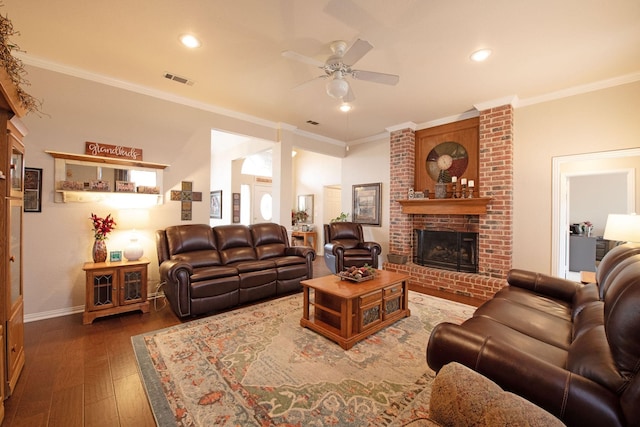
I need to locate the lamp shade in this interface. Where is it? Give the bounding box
[326,78,349,99]
[603,213,640,243]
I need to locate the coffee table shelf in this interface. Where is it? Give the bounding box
[301,270,410,350]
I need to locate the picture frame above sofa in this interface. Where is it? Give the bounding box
[210,190,222,219]
[352,182,381,226]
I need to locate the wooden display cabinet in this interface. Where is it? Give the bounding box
[1,117,26,399]
[82,259,150,325]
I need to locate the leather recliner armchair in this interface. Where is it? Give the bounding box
[323,222,381,274]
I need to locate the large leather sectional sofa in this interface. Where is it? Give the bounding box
[156,223,315,318]
[427,243,640,427]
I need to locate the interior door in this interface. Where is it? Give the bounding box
[252,184,272,223]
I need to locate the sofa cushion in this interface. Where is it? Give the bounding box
[214,225,258,264]
[572,301,603,340]
[190,265,238,281]
[166,224,217,255]
[251,223,288,259]
[494,286,572,320]
[572,282,600,319]
[567,325,625,392]
[191,276,240,299]
[273,256,306,268]
[473,297,572,350]
[172,250,222,268]
[461,317,568,367]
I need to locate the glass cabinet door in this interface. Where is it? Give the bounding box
[9,133,24,197]
[9,201,22,308]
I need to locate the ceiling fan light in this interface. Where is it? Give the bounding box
[180,34,201,48]
[339,102,352,112]
[326,78,349,99]
[470,48,492,62]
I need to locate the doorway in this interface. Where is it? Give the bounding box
[552,148,639,278]
[253,183,273,223]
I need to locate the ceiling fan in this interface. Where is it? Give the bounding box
[282,39,399,102]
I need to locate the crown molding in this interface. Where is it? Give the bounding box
[517,72,640,108]
[385,121,417,133]
[473,95,519,112]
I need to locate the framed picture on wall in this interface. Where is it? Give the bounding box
[232,192,241,223]
[352,182,381,226]
[24,167,42,212]
[210,190,222,219]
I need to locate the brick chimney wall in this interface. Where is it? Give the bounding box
[385,105,514,300]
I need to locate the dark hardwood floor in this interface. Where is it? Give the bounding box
[1,257,481,426]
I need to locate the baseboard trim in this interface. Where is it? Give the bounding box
[25,292,166,323]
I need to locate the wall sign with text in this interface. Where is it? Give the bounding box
[85,141,143,161]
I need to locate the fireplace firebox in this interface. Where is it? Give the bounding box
[414,229,479,273]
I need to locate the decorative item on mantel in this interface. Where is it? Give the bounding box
[90,213,116,263]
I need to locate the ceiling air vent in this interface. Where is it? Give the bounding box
[163,72,195,86]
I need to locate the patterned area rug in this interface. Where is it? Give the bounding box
[132,291,473,426]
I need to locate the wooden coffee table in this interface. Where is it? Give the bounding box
[300,270,411,350]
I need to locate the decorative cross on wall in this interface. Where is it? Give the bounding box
[170,181,203,220]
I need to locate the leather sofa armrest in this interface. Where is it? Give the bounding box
[285,246,316,261]
[159,260,193,317]
[507,269,582,301]
[159,259,193,282]
[427,324,624,427]
[360,241,382,254]
[324,242,345,256]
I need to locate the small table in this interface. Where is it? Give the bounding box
[82,258,150,324]
[300,270,410,349]
[292,230,317,252]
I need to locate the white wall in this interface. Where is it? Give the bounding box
[293,150,342,243]
[513,81,640,273]
[341,138,391,266]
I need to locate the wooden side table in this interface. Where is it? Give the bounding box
[82,258,150,324]
[291,230,318,252]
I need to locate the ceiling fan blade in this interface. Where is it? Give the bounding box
[281,50,325,68]
[292,75,328,90]
[351,69,399,85]
[341,39,373,66]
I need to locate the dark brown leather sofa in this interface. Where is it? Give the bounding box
[156,223,315,318]
[323,222,382,274]
[427,243,640,427]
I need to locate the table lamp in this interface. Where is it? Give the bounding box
[603,213,640,243]
[118,209,150,261]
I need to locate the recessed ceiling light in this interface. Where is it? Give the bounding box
[339,102,352,112]
[180,34,201,49]
[470,48,492,62]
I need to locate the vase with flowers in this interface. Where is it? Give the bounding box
[90,213,116,263]
[291,209,309,228]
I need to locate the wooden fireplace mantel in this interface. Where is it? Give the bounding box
[397,198,492,215]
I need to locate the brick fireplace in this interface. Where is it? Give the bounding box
[384,105,514,300]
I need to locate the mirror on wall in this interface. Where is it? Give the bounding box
[297,194,314,223]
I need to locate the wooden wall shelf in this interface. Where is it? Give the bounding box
[397,198,492,215]
[45,150,169,169]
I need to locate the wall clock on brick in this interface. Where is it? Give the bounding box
[415,117,479,195]
[427,141,469,183]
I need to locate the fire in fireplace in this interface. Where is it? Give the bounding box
[414,229,479,273]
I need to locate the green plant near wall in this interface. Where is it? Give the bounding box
[331,212,350,222]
